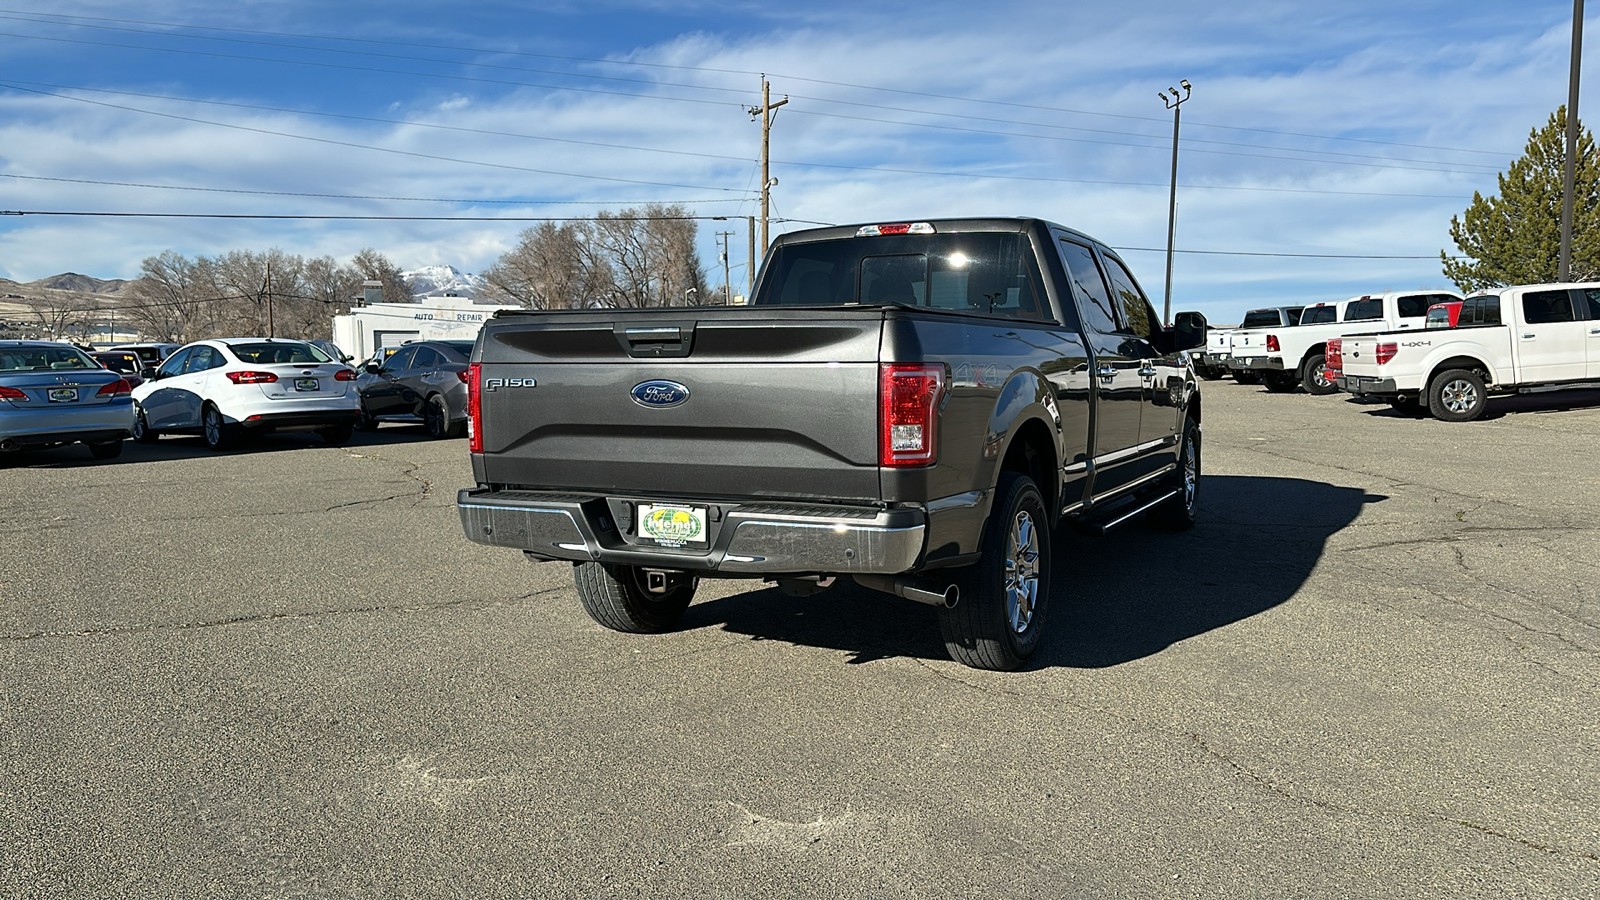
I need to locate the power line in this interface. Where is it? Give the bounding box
[0,210,753,221]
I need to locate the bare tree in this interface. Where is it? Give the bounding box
[125,251,213,342]
[350,248,414,304]
[482,222,588,309]
[21,291,89,340]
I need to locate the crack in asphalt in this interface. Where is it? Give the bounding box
[1189,733,1600,864]
[2,588,563,642]
[336,448,436,507]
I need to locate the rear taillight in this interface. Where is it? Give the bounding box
[1266,334,1280,352]
[466,362,483,453]
[879,363,945,467]
[226,370,279,384]
[96,378,132,397]
[1376,342,1398,365]
[334,368,357,382]
[457,369,470,384]
[0,385,26,400]
[1326,339,1342,366]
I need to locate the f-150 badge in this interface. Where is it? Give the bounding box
[631,380,689,408]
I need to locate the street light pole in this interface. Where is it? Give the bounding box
[1159,79,1192,326]
[1560,0,1583,281]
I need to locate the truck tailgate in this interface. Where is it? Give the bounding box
[473,308,886,503]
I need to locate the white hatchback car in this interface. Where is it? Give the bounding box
[129,338,361,450]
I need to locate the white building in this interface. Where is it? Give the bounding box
[331,286,520,363]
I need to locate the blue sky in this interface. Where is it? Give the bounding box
[0,1,1590,323]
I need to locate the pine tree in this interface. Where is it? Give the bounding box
[1441,106,1600,291]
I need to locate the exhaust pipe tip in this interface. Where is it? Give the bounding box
[854,575,959,609]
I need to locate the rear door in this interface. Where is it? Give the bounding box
[1515,289,1587,382]
[474,309,886,503]
[1056,238,1143,486]
[1581,286,1600,378]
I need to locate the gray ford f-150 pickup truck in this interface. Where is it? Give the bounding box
[458,217,1207,670]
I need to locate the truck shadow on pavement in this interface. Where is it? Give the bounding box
[1347,389,1600,420]
[683,475,1378,669]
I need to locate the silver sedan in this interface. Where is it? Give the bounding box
[0,340,135,460]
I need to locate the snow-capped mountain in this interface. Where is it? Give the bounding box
[401,265,487,299]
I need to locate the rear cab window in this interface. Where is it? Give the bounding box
[757,230,1051,322]
[1301,305,1339,325]
[1241,310,1282,328]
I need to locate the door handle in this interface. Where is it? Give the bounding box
[1138,365,1157,378]
[1096,366,1117,383]
[1522,333,1535,339]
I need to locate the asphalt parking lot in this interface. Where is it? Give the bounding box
[3,382,1597,899]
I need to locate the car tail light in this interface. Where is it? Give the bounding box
[880,364,945,467]
[466,362,483,453]
[96,378,132,397]
[226,370,279,384]
[1266,334,1280,352]
[1376,342,1398,365]
[334,368,357,382]
[0,385,27,400]
[1325,340,1342,378]
[457,369,470,384]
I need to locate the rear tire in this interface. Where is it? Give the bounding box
[1301,353,1338,395]
[1148,419,1199,531]
[201,404,235,451]
[131,405,160,444]
[88,440,124,460]
[937,472,1052,671]
[1262,371,1298,393]
[1427,368,1488,422]
[573,562,696,633]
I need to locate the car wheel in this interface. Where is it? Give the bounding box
[573,562,696,633]
[1148,418,1200,531]
[1427,368,1488,422]
[1262,371,1298,393]
[354,401,378,431]
[1300,354,1338,395]
[320,424,354,445]
[88,440,124,460]
[938,472,1052,671]
[423,394,457,439]
[201,404,235,451]
[131,405,160,444]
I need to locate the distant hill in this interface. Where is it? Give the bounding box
[27,273,130,294]
[402,264,486,300]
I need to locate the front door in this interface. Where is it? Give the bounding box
[1516,289,1588,383]
[1056,238,1144,491]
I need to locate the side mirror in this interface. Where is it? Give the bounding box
[1171,311,1208,351]
[365,362,382,374]
[143,367,160,381]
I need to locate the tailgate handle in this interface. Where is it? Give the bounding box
[615,324,695,358]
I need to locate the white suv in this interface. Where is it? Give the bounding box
[129,338,361,450]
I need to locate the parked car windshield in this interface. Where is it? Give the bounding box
[230,342,333,365]
[0,345,97,371]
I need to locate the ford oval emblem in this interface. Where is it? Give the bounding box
[631,380,689,408]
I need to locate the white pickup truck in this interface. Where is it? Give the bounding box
[1338,283,1600,420]
[1198,306,1303,384]
[1232,290,1461,395]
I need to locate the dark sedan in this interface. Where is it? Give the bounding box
[354,340,474,438]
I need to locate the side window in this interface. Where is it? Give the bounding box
[385,347,416,370]
[157,348,191,378]
[1522,290,1575,324]
[1058,240,1118,334]
[1396,295,1433,318]
[1580,287,1600,320]
[1100,255,1155,338]
[412,347,442,369]
[184,347,215,374]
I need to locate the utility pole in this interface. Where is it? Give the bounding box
[1560,0,1584,281]
[716,230,735,303]
[747,215,756,297]
[1158,79,1192,326]
[264,261,275,338]
[747,78,788,266]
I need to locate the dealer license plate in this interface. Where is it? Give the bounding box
[638,503,708,548]
[48,388,78,402]
[294,377,320,392]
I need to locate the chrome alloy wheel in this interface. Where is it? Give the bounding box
[1005,509,1042,634]
[1311,362,1332,388]
[203,407,223,445]
[1181,432,1198,510]
[1440,378,1479,415]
